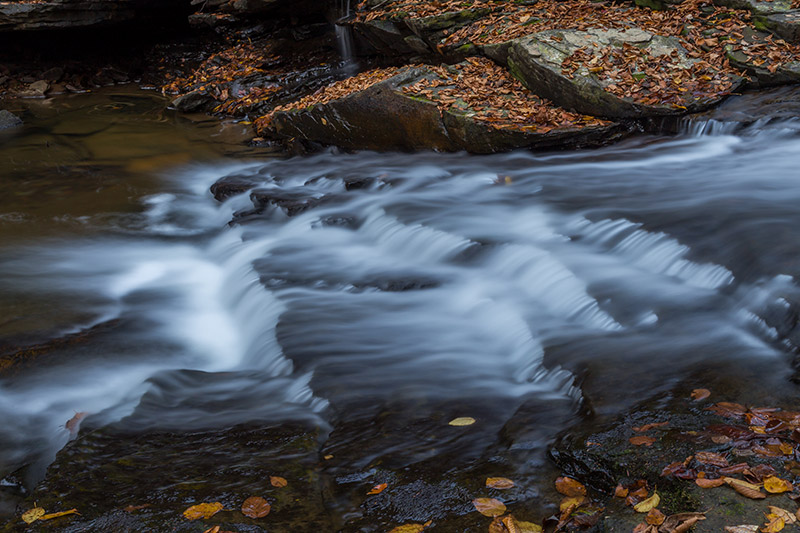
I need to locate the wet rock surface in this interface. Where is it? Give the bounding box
[0,109,21,129]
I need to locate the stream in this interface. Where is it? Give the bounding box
[2,85,800,529]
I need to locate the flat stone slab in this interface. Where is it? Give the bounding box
[505,28,744,118]
[754,10,800,42]
[0,110,22,130]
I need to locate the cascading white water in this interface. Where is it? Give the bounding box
[335,0,357,69]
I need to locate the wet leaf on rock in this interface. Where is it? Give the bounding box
[767,507,796,525]
[695,451,728,467]
[559,496,585,512]
[725,527,759,533]
[761,513,785,533]
[183,502,224,520]
[633,422,668,432]
[40,509,80,521]
[388,524,427,533]
[241,496,270,519]
[633,492,660,513]
[486,477,515,489]
[630,436,656,446]
[554,476,586,497]
[696,477,725,488]
[569,502,604,527]
[725,478,766,499]
[614,484,629,497]
[270,476,288,488]
[763,476,793,493]
[646,508,666,525]
[21,507,45,524]
[660,512,706,533]
[368,483,388,495]
[691,389,711,401]
[449,417,476,426]
[516,519,543,533]
[473,497,507,517]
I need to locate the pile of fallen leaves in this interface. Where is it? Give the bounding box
[560,41,737,107]
[401,57,609,131]
[354,0,507,22]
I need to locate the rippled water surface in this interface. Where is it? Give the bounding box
[2,86,800,523]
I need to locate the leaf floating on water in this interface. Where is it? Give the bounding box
[183,502,224,520]
[241,496,270,519]
[367,483,388,495]
[725,526,759,533]
[41,509,80,521]
[695,478,725,488]
[270,476,288,488]
[486,477,515,489]
[629,435,656,446]
[763,476,793,494]
[448,417,476,426]
[21,507,45,524]
[472,497,506,517]
[691,388,711,401]
[633,492,660,513]
[388,524,427,533]
[554,476,587,497]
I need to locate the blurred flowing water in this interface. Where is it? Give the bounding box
[2,86,800,512]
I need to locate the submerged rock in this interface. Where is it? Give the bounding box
[0,110,22,130]
[504,28,743,118]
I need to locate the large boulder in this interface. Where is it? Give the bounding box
[259,59,622,153]
[0,0,189,32]
[503,28,744,118]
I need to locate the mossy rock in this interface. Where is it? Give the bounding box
[725,44,800,87]
[753,10,800,42]
[505,28,744,118]
[713,0,793,15]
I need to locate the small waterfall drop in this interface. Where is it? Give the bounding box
[335,0,357,72]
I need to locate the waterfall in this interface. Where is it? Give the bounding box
[335,0,357,70]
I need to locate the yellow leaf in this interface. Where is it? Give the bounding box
[633,493,660,513]
[241,496,270,519]
[559,496,585,512]
[472,497,507,517]
[183,502,224,520]
[21,507,45,524]
[486,477,515,489]
[270,476,288,488]
[388,525,426,533]
[761,514,785,533]
[40,509,80,520]
[517,520,543,533]
[449,417,476,426]
[646,508,666,526]
[763,476,793,494]
[768,507,796,525]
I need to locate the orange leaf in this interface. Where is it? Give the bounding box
[368,483,388,495]
[696,478,725,488]
[472,497,507,517]
[270,476,288,488]
[615,484,629,498]
[555,476,587,497]
[646,508,666,526]
[241,496,270,519]
[183,502,224,520]
[40,509,80,521]
[629,436,656,446]
[632,422,668,432]
[691,389,711,401]
[695,451,728,467]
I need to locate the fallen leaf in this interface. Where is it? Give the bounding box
[516,520,542,533]
[661,512,706,533]
[559,496,585,512]
[695,451,728,467]
[767,507,797,525]
[270,476,288,488]
[324,454,334,460]
[634,524,658,533]
[633,493,660,513]
[472,497,506,517]
[65,412,88,433]
[724,527,759,533]
[691,389,711,401]
[241,496,270,519]
[21,507,45,524]
[646,508,666,525]
[183,502,224,520]
[696,478,725,488]
[123,504,150,512]
[449,417,476,426]
[554,476,587,497]
[725,478,766,499]
[630,436,656,446]
[486,477,515,489]
[368,483,388,495]
[614,484,629,498]
[763,476,793,494]
[388,524,426,533]
[761,513,785,533]
[40,509,80,520]
[203,527,221,533]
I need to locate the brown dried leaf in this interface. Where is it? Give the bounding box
[661,513,706,533]
[183,502,224,520]
[647,508,666,526]
[691,389,711,401]
[695,451,728,467]
[555,476,587,497]
[270,476,288,488]
[241,496,270,519]
[615,484,629,497]
[630,436,657,446]
[633,422,669,432]
[767,507,796,525]
[725,478,766,499]
[696,478,725,488]
[724,526,758,533]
